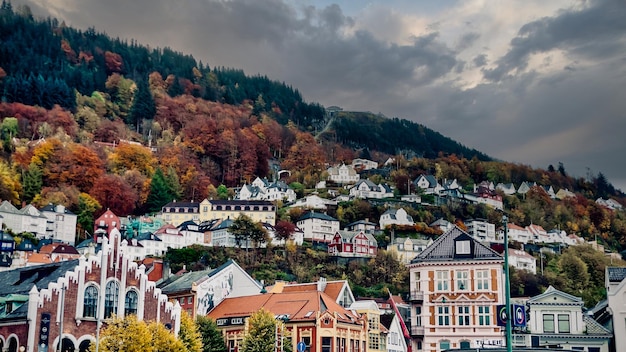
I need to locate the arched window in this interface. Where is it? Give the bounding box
[83,285,98,318]
[104,281,119,318]
[78,340,92,352]
[125,290,138,316]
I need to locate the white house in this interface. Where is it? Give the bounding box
[381,313,408,352]
[527,224,549,243]
[0,201,47,238]
[236,177,296,202]
[387,237,433,264]
[296,211,340,243]
[288,194,337,210]
[507,248,537,274]
[177,220,205,246]
[596,198,623,211]
[520,286,610,351]
[327,164,360,184]
[429,218,454,233]
[351,158,378,171]
[499,223,533,244]
[40,204,78,245]
[496,183,517,195]
[379,208,414,229]
[413,175,443,195]
[606,267,626,352]
[463,218,496,243]
[349,179,394,199]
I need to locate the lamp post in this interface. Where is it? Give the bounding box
[502,215,512,352]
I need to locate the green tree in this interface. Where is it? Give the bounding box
[128,78,156,131]
[240,308,276,352]
[146,167,174,213]
[77,192,101,239]
[196,316,227,352]
[166,166,183,201]
[229,214,257,249]
[21,163,43,203]
[216,184,230,200]
[179,310,202,352]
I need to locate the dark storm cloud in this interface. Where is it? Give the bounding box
[473,54,487,67]
[483,0,626,81]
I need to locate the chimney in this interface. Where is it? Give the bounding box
[317,277,327,292]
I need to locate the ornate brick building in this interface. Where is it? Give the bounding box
[0,228,180,352]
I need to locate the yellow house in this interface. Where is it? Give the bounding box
[199,199,276,225]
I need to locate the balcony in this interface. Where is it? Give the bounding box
[411,326,424,336]
[409,290,424,301]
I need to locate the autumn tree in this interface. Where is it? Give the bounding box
[109,142,155,176]
[178,310,202,352]
[274,220,296,244]
[90,174,137,216]
[240,308,276,352]
[0,159,20,204]
[77,192,101,239]
[95,315,153,352]
[196,316,227,352]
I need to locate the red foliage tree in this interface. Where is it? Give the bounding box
[90,174,137,216]
[104,51,124,74]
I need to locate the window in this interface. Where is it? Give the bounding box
[543,314,555,333]
[369,334,379,350]
[303,337,311,352]
[322,337,332,352]
[478,306,490,326]
[437,306,450,326]
[455,240,470,254]
[415,306,422,326]
[457,306,470,325]
[456,270,469,290]
[104,281,119,318]
[440,340,450,351]
[125,290,138,316]
[188,297,193,304]
[436,270,449,291]
[558,314,570,333]
[476,269,489,290]
[83,285,98,318]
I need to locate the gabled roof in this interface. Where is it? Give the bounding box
[606,267,626,283]
[297,211,338,222]
[0,200,19,214]
[40,204,76,215]
[207,291,360,323]
[410,226,502,263]
[159,269,213,294]
[528,285,582,305]
[279,280,350,303]
[345,219,377,227]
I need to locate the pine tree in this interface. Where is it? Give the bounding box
[145,168,173,213]
[21,163,42,203]
[128,78,156,130]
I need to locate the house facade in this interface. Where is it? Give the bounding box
[199,199,276,225]
[387,237,433,265]
[0,201,47,239]
[0,228,180,352]
[414,175,443,195]
[379,208,415,230]
[349,180,394,199]
[328,230,378,258]
[40,204,77,245]
[507,248,537,274]
[161,201,200,226]
[518,286,610,351]
[327,164,360,184]
[407,226,505,352]
[463,219,496,243]
[296,212,340,243]
[606,267,626,352]
[207,291,367,352]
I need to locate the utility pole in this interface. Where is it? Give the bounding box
[503,215,512,352]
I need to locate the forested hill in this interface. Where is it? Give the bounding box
[0,3,490,161]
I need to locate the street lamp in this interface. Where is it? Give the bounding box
[275,315,290,352]
[502,215,512,352]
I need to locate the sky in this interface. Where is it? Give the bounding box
[14,0,626,192]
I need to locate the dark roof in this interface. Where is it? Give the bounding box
[162,201,199,209]
[40,204,76,215]
[15,238,35,251]
[607,267,626,283]
[410,226,502,263]
[345,220,377,227]
[380,313,395,330]
[159,269,213,294]
[297,211,338,222]
[0,231,14,242]
[208,199,274,206]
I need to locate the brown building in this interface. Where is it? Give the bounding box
[207,290,368,352]
[0,228,180,352]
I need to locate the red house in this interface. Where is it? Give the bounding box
[328,230,378,258]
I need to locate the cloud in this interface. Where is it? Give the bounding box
[12,0,626,190]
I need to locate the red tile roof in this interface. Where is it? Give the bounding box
[207,291,360,323]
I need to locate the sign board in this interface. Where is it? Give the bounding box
[297,341,307,352]
[38,312,51,352]
[513,304,526,327]
[496,305,507,327]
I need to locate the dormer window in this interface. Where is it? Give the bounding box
[455,240,471,255]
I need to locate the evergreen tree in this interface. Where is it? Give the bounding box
[145,168,173,213]
[21,163,42,203]
[128,78,156,130]
[196,316,227,352]
[165,166,183,201]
